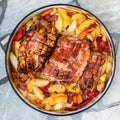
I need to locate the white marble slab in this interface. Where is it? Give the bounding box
[78,0,120,34]
[82,105,120,120]
[0,46,6,79]
[0,0,71,37]
[0,83,47,120]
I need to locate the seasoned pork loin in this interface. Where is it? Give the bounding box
[42,36,91,82]
[80,52,105,92]
[17,17,58,73]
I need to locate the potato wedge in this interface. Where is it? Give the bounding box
[106,61,113,73]
[53,102,64,110]
[42,97,52,105]
[32,15,39,22]
[45,104,52,110]
[9,52,18,70]
[66,83,81,93]
[27,80,33,93]
[100,60,107,75]
[78,19,95,33]
[100,74,107,82]
[57,8,71,26]
[67,20,77,32]
[19,88,27,97]
[57,8,67,14]
[97,80,105,92]
[72,13,86,25]
[76,17,86,25]
[48,84,65,93]
[31,78,49,87]
[33,86,45,100]
[51,93,67,105]
[91,26,102,39]
[61,13,71,26]
[55,13,63,33]
[27,93,38,100]
[72,13,86,20]
[63,20,69,30]
[26,20,33,30]
[97,74,107,92]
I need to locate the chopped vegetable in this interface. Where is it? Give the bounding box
[73,94,83,104]
[72,13,86,20]
[91,26,102,39]
[33,86,45,100]
[41,8,53,16]
[31,78,49,88]
[78,27,95,40]
[97,74,107,92]
[96,37,111,53]
[26,20,33,30]
[44,14,58,22]
[66,83,81,93]
[55,13,63,33]
[15,26,26,42]
[27,80,33,93]
[100,74,107,82]
[53,102,64,110]
[67,20,77,32]
[97,80,105,92]
[48,83,65,93]
[51,93,68,105]
[88,90,99,98]
[9,52,18,70]
[19,88,27,97]
[78,19,95,33]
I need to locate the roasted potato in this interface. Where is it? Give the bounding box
[9,52,18,70]
[48,83,65,93]
[78,19,95,33]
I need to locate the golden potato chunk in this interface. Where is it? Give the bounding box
[9,52,18,71]
[31,78,49,88]
[91,26,102,39]
[33,86,45,100]
[78,19,95,33]
[51,93,68,105]
[48,84,65,93]
[55,13,63,33]
[66,83,81,93]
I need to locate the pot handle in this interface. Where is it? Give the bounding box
[0,34,10,52]
[69,0,81,7]
[0,76,9,85]
[0,34,10,84]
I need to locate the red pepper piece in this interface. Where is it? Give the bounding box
[44,14,58,22]
[96,37,111,53]
[68,91,99,111]
[69,97,93,111]
[40,84,50,97]
[88,90,99,99]
[15,26,26,42]
[78,97,93,109]
[67,93,74,104]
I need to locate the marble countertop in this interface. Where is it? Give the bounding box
[0,0,120,120]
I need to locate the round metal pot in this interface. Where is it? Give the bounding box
[6,4,115,116]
